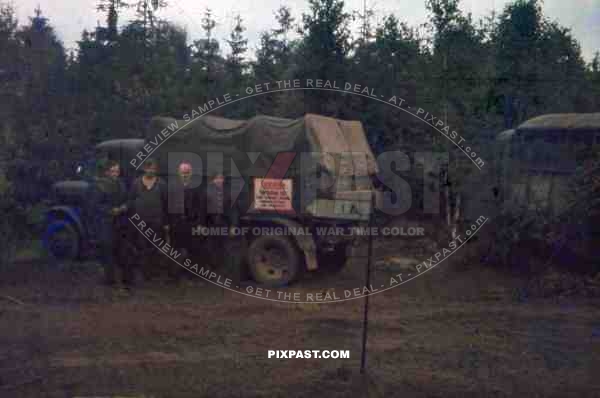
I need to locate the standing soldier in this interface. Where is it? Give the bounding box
[207,173,226,269]
[168,161,207,282]
[207,172,241,282]
[92,159,130,288]
[128,158,170,282]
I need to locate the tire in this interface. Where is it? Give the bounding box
[247,235,302,287]
[43,220,80,262]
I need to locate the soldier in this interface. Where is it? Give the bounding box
[128,158,170,281]
[168,161,207,282]
[92,159,130,288]
[206,172,241,282]
[206,173,226,268]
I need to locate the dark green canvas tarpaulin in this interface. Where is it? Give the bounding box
[147,113,379,179]
[517,113,600,132]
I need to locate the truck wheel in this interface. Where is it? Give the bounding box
[247,235,301,287]
[44,221,80,262]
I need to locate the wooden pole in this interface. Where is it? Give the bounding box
[360,191,375,374]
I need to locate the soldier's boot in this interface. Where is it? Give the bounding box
[167,247,187,284]
[102,252,117,286]
[222,237,243,285]
[104,267,117,286]
[121,262,135,289]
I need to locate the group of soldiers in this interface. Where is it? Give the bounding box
[91,157,237,290]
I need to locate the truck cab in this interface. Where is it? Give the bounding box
[43,139,145,261]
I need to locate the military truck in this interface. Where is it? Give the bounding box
[44,113,380,286]
[43,139,144,261]
[493,113,600,213]
[474,113,600,267]
[146,113,379,286]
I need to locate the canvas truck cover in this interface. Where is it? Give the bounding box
[146,113,379,180]
[516,113,600,132]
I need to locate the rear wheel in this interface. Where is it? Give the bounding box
[247,235,301,287]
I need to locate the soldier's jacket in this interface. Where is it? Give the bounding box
[168,179,207,227]
[94,176,127,212]
[206,178,240,227]
[128,177,169,228]
[90,176,128,243]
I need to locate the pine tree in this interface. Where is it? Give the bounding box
[254,6,295,82]
[226,14,248,81]
[131,0,167,61]
[297,0,352,114]
[96,0,128,42]
[352,0,375,48]
[198,8,219,81]
[492,0,587,123]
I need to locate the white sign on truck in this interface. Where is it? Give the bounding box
[252,178,294,212]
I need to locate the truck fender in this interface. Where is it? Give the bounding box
[47,206,85,237]
[242,217,319,271]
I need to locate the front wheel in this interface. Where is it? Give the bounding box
[43,221,80,262]
[247,235,302,287]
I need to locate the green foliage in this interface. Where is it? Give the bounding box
[556,152,600,271]
[587,52,600,109]
[0,0,599,265]
[252,6,297,115]
[0,145,17,265]
[225,14,248,78]
[296,0,353,114]
[479,148,600,274]
[224,14,250,117]
[492,0,589,123]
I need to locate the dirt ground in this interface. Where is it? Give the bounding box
[1,250,600,398]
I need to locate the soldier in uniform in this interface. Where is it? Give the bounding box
[128,158,170,281]
[92,159,130,288]
[168,161,207,282]
[206,172,241,282]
